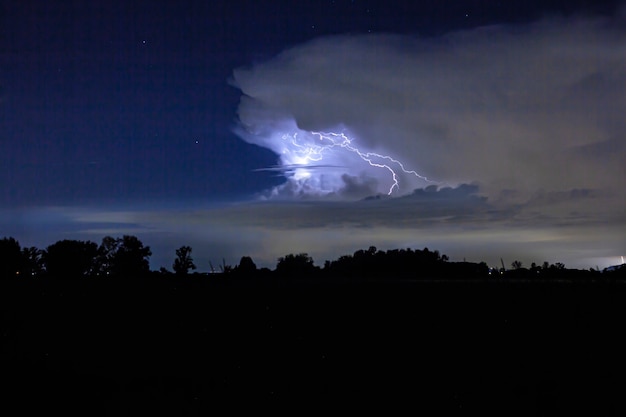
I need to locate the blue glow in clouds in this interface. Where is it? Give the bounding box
[248,120,433,199]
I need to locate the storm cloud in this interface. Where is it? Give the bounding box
[232,15,626,202]
[219,13,626,269]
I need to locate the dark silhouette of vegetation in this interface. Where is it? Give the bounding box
[44,239,99,279]
[276,253,318,277]
[1,234,625,281]
[95,235,119,276]
[111,235,151,277]
[173,246,196,275]
[0,237,23,278]
[21,246,44,277]
[323,246,452,280]
[96,235,152,278]
[0,235,153,279]
[234,256,257,275]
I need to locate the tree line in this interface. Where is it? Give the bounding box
[0,236,624,280]
[0,235,151,279]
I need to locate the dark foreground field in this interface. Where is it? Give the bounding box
[2,277,626,415]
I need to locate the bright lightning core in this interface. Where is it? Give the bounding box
[249,121,433,199]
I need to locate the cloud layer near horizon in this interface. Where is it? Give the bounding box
[3,182,624,272]
[233,15,626,202]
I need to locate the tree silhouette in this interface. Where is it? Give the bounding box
[110,235,152,277]
[96,235,151,277]
[276,253,317,276]
[44,240,98,278]
[0,237,23,278]
[0,234,618,282]
[173,246,196,275]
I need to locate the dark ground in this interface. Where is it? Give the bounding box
[2,277,625,415]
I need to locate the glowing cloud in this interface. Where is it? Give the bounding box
[232,15,626,202]
[248,120,433,198]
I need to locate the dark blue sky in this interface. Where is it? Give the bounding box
[1,0,624,270]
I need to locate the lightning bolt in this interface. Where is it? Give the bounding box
[280,130,431,195]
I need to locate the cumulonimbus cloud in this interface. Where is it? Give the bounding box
[232,14,626,202]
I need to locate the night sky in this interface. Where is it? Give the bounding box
[2,0,625,271]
